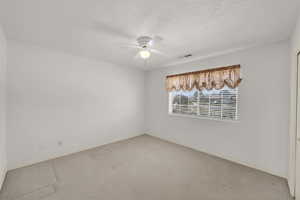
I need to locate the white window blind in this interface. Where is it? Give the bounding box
[169,86,239,121]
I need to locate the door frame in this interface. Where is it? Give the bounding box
[296,50,300,199]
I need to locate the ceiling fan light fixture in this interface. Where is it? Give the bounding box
[139,50,151,59]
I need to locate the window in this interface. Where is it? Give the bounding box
[169,86,239,121]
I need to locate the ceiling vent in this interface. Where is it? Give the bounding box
[182,54,192,59]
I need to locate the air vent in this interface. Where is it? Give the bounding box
[182,54,192,58]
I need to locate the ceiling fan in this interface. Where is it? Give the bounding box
[122,36,166,60]
[88,21,167,60]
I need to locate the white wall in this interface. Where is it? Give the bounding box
[289,14,300,197]
[7,41,145,169]
[145,41,290,178]
[0,25,7,189]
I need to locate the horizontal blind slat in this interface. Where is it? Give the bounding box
[170,87,239,121]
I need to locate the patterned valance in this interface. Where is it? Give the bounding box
[165,65,242,91]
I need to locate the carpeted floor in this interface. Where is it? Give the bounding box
[0,135,293,200]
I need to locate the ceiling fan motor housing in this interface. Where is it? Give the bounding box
[137,36,152,48]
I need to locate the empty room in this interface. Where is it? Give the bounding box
[1,0,300,199]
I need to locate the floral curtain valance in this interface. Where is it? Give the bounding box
[165,65,242,91]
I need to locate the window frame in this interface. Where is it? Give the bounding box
[168,87,240,123]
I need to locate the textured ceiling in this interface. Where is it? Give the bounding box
[0,0,299,69]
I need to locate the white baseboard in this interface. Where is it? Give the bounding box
[8,133,144,170]
[5,133,287,180]
[146,133,287,179]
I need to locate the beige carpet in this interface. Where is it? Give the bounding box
[0,135,292,200]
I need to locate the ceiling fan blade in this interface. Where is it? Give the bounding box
[120,44,143,50]
[147,35,163,47]
[150,48,168,56]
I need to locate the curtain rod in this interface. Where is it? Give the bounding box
[166,64,240,78]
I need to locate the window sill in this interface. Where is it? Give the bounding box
[168,112,240,123]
